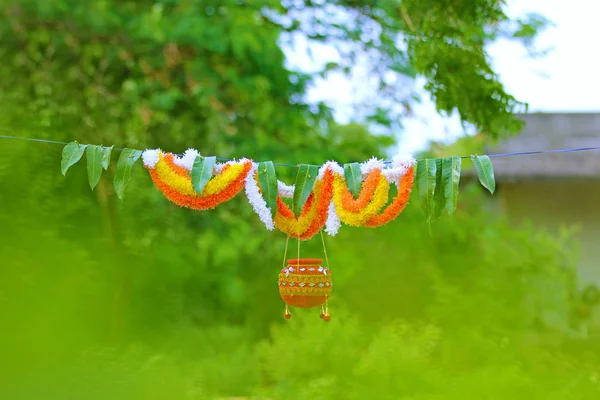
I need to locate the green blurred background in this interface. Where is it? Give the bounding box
[0,1,598,399]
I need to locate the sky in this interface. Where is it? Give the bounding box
[289,0,600,153]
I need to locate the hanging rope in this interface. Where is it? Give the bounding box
[1,134,600,168]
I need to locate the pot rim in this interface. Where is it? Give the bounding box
[287,258,323,265]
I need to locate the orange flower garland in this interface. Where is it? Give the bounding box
[328,156,416,228]
[274,168,334,240]
[332,171,390,227]
[145,152,252,210]
[299,169,334,239]
[274,191,316,237]
[155,153,247,197]
[365,165,415,227]
[334,168,382,213]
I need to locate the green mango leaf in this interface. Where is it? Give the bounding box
[432,158,445,220]
[113,149,142,200]
[416,159,437,222]
[293,164,319,216]
[86,145,104,190]
[471,155,496,194]
[258,161,278,218]
[443,156,462,215]
[191,155,216,194]
[100,145,114,170]
[343,162,362,198]
[61,142,87,176]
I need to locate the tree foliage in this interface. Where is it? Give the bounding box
[0,0,547,146]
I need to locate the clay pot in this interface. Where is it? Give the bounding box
[278,258,332,309]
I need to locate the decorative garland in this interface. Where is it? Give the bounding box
[140,149,416,237]
[333,173,390,226]
[143,150,252,210]
[66,140,504,239]
[274,168,334,240]
[365,165,415,227]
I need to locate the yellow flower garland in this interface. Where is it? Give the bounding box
[332,173,390,226]
[154,153,247,196]
[274,180,323,236]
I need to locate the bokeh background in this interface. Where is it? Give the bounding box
[1,1,599,399]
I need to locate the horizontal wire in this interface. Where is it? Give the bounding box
[486,147,600,158]
[1,134,600,167]
[0,135,73,146]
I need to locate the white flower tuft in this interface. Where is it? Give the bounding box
[215,158,250,174]
[318,161,344,179]
[142,149,161,168]
[360,157,385,175]
[173,148,200,170]
[244,163,275,230]
[383,153,416,183]
[324,201,341,236]
[278,181,295,198]
[214,162,225,174]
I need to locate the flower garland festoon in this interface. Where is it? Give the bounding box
[273,167,334,240]
[142,148,416,235]
[142,149,252,210]
[331,154,416,228]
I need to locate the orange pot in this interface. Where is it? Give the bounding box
[278,258,332,309]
